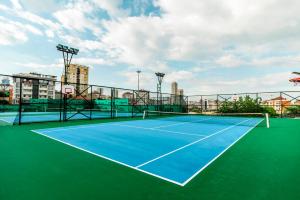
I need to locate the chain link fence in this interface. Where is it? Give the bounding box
[0,74,188,125]
[188,91,300,117]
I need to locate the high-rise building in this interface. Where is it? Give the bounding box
[61,64,89,97]
[12,72,57,103]
[171,82,185,104]
[171,82,178,95]
[178,89,184,96]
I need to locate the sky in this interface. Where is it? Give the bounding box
[0,0,300,95]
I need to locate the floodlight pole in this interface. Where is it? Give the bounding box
[56,44,79,121]
[137,70,141,91]
[155,72,165,111]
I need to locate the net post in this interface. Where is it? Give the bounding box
[265,113,270,128]
[143,110,146,119]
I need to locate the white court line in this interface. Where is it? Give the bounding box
[151,117,213,129]
[113,124,206,137]
[30,129,184,186]
[181,118,263,186]
[0,118,13,124]
[136,119,251,168]
[36,123,112,133]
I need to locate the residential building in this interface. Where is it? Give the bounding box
[0,78,13,104]
[122,92,134,99]
[12,72,57,103]
[91,88,107,100]
[294,100,300,105]
[262,96,291,114]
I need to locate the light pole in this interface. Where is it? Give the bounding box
[155,72,165,111]
[137,70,141,91]
[56,44,79,121]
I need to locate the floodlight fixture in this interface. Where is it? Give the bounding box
[56,44,80,84]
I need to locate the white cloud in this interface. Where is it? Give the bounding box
[215,54,244,68]
[53,1,103,37]
[191,67,207,73]
[60,35,103,52]
[0,4,10,11]
[45,29,54,38]
[92,0,127,17]
[0,2,60,39]
[10,0,22,10]
[164,70,194,83]
[1,0,300,94]
[250,55,300,68]
[121,71,154,90]
[0,16,42,45]
[15,62,61,69]
[73,57,112,67]
[186,72,293,95]
[100,0,300,69]
[102,16,172,66]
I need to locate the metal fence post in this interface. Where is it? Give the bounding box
[217,94,219,111]
[59,81,63,122]
[18,78,23,125]
[200,96,203,113]
[256,93,259,111]
[280,92,283,118]
[132,90,135,118]
[90,85,93,120]
[111,88,113,119]
[186,96,189,113]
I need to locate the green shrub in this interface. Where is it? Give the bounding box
[285,106,300,116]
[218,95,277,117]
[262,106,278,117]
[0,100,9,105]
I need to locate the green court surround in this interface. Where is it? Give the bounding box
[0,118,299,200]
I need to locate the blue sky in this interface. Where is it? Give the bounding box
[0,0,300,95]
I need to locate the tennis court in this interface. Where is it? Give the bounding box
[32,113,264,186]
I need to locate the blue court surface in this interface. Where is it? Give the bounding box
[0,111,139,124]
[32,115,263,186]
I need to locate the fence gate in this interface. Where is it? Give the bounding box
[132,90,149,117]
[63,83,92,121]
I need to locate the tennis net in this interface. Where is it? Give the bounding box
[143,111,270,128]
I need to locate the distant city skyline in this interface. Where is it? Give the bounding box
[0,0,300,95]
